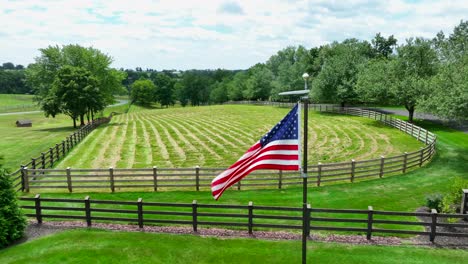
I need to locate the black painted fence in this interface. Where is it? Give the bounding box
[20,195,468,242]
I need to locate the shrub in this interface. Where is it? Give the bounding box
[440,177,468,222]
[425,193,443,212]
[0,156,27,248]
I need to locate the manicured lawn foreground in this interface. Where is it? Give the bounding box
[0,229,466,264]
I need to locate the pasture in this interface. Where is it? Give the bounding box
[0,112,75,170]
[0,94,38,113]
[55,105,424,169]
[0,229,466,264]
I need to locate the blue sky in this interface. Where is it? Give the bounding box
[0,0,466,70]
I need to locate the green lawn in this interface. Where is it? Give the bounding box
[0,229,466,264]
[0,112,76,170]
[0,94,38,113]
[55,105,424,169]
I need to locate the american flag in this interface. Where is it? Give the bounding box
[211,104,300,200]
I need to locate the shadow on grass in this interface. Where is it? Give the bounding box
[34,127,76,133]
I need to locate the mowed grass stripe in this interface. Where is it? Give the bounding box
[106,114,129,168]
[143,114,221,164]
[133,114,153,168]
[117,113,137,168]
[138,115,173,167]
[149,115,187,167]
[167,115,242,149]
[150,115,204,167]
[56,121,112,168]
[91,115,122,168]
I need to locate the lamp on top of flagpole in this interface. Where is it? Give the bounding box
[278,72,310,264]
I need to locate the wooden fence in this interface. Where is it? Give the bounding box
[8,116,111,192]
[16,105,436,193]
[20,195,468,242]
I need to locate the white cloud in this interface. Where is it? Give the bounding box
[0,0,467,69]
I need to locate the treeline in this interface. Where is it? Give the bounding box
[4,21,466,123]
[0,62,30,94]
[127,20,466,122]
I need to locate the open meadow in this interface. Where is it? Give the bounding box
[55,105,424,169]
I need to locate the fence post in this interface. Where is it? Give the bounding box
[461,189,468,216]
[62,140,65,156]
[419,148,424,167]
[23,167,29,192]
[248,201,254,235]
[402,152,408,173]
[153,166,158,191]
[66,167,72,193]
[379,156,385,178]
[49,148,54,167]
[430,209,437,242]
[41,152,45,170]
[425,131,429,144]
[350,159,355,182]
[417,127,421,141]
[410,123,414,137]
[192,200,198,232]
[278,170,283,189]
[55,144,60,160]
[109,167,115,192]
[195,165,200,191]
[85,196,91,227]
[35,194,42,224]
[317,163,322,186]
[31,158,36,177]
[20,165,25,192]
[306,204,311,237]
[366,206,373,240]
[237,180,241,190]
[137,198,143,228]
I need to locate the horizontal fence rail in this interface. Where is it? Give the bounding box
[20,195,468,242]
[16,104,436,193]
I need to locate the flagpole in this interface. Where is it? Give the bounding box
[301,72,310,264]
[277,73,310,264]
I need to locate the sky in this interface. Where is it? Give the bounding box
[1,0,467,70]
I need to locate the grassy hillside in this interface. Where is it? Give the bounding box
[56,105,424,169]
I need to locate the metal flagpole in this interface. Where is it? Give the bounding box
[278,72,310,264]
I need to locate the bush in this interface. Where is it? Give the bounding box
[441,177,468,214]
[0,157,27,248]
[425,193,443,212]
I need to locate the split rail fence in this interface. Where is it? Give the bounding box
[15,104,436,193]
[20,195,468,242]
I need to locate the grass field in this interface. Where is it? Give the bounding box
[0,112,76,170]
[55,105,424,169]
[0,94,38,113]
[0,229,466,264]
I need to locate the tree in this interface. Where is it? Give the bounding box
[1,62,15,70]
[26,44,125,124]
[53,66,100,128]
[371,33,398,58]
[355,58,394,105]
[131,79,156,106]
[0,156,27,249]
[391,38,438,122]
[244,64,274,100]
[151,73,174,107]
[312,39,373,106]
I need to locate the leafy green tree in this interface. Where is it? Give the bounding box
[226,71,248,101]
[131,79,156,106]
[244,64,274,100]
[53,66,99,128]
[26,45,125,122]
[151,73,174,108]
[312,39,373,106]
[1,62,15,70]
[355,58,394,105]
[0,156,27,249]
[371,33,398,58]
[209,81,228,103]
